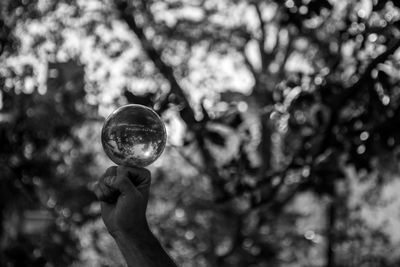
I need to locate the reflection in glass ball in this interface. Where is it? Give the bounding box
[101,104,167,167]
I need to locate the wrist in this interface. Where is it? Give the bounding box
[112,226,154,244]
[112,227,178,267]
[113,228,166,262]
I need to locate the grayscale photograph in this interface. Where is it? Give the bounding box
[1,0,400,266]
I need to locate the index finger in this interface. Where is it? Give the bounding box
[117,166,151,198]
[96,166,119,203]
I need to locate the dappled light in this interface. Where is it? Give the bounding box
[2,0,400,266]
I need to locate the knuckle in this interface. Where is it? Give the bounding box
[116,174,131,187]
[104,175,116,186]
[116,165,129,177]
[142,168,151,177]
[97,182,118,201]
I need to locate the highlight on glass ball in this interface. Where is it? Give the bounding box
[101,104,167,168]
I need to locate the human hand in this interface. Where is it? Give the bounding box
[94,165,152,238]
[94,165,177,267]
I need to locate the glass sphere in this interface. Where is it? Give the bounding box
[101,104,167,167]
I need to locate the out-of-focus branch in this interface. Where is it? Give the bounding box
[246,179,304,214]
[217,152,301,206]
[172,144,228,200]
[240,44,259,79]
[278,34,293,79]
[317,38,400,156]
[115,1,229,200]
[248,37,400,210]
[249,35,400,213]
[269,25,282,61]
[325,192,337,267]
[115,0,196,126]
[195,132,230,200]
[340,38,400,104]
[217,215,243,262]
[240,35,399,207]
[252,2,268,71]
[171,145,205,174]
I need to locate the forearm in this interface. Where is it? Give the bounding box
[113,230,178,267]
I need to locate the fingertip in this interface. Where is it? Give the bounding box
[104,175,116,187]
[115,166,151,194]
[123,166,151,178]
[113,166,136,193]
[116,165,128,176]
[105,165,118,176]
[141,168,151,185]
[139,167,151,179]
[116,166,150,179]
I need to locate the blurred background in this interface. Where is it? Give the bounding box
[1,0,400,266]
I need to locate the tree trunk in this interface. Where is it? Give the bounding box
[326,194,336,267]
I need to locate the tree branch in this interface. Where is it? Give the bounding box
[317,38,400,157]
[244,35,400,207]
[240,44,259,80]
[252,2,269,71]
[251,35,400,214]
[171,145,205,174]
[278,34,293,79]
[115,0,196,126]
[340,38,400,104]
[252,40,400,211]
[217,215,243,262]
[115,1,230,201]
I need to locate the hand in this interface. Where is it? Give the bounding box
[94,165,152,238]
[94,166,178,267]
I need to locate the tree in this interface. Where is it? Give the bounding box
[1,0,400,266]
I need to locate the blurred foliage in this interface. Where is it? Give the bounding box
[2,0,400,266]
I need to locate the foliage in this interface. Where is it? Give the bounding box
[1,0,400,266]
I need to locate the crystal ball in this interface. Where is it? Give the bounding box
[101,104,167,167]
